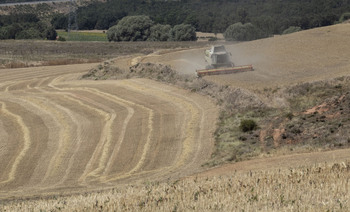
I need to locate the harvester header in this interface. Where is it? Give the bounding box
[196,65,253,77]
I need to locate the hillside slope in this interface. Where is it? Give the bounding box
[143,23,350,90]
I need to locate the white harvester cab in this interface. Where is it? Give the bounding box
[204,45,234,69]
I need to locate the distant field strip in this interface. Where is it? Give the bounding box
[0,64,217,198]
[57,31,108,42]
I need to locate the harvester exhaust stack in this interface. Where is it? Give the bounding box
[196,45,253,77]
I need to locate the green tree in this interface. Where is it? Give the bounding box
[169,24,196,41]
[148,24,171,41]
[2,24,23,39]
[107,15,154,41]
[0,27,7,39]
[224,22,261,41]
[339,12,350,22]
[252,15,276,37]
[51,13,68,30]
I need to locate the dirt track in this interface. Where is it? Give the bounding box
[0,64,218,199]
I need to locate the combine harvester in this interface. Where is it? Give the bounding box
[196,45,253,77]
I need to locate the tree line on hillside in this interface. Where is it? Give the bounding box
[107,15,196,42]
[52,0,350,37]
[0,13,57,40]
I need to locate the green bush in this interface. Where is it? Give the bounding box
[15,27,41,39]
[339,12,350,22]
[239,119,258,132]
[57,36,66,41]
[0,26,9,39]
[0,24,22,39]
[0,13,57,40]
[148,24,171,41]
[282,26,302,35]
[169,24,197,41]
[224,22,261,41]
[285,112,294,120]
[107,15,154,41]
[45,26,57,40]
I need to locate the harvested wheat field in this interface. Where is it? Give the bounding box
[0,64,218,199]
[143,23,350,90]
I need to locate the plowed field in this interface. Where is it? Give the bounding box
[0,64,218,199]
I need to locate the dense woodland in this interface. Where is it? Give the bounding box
[52,0,350,36]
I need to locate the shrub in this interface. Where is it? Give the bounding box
[169,24,197,41]
[148,24,171,41]
[208,37,218,41]
[0,27,7,39]
[224,22,261,41]
[285,112,294,120]
[45,26,57,40]
[282,26,302,35]
[339,12,350,23]
[0,24,22,39]
[57,36,66,41]
[107,15,154,41]
[239,119,258,132]
[15,27,41,39]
